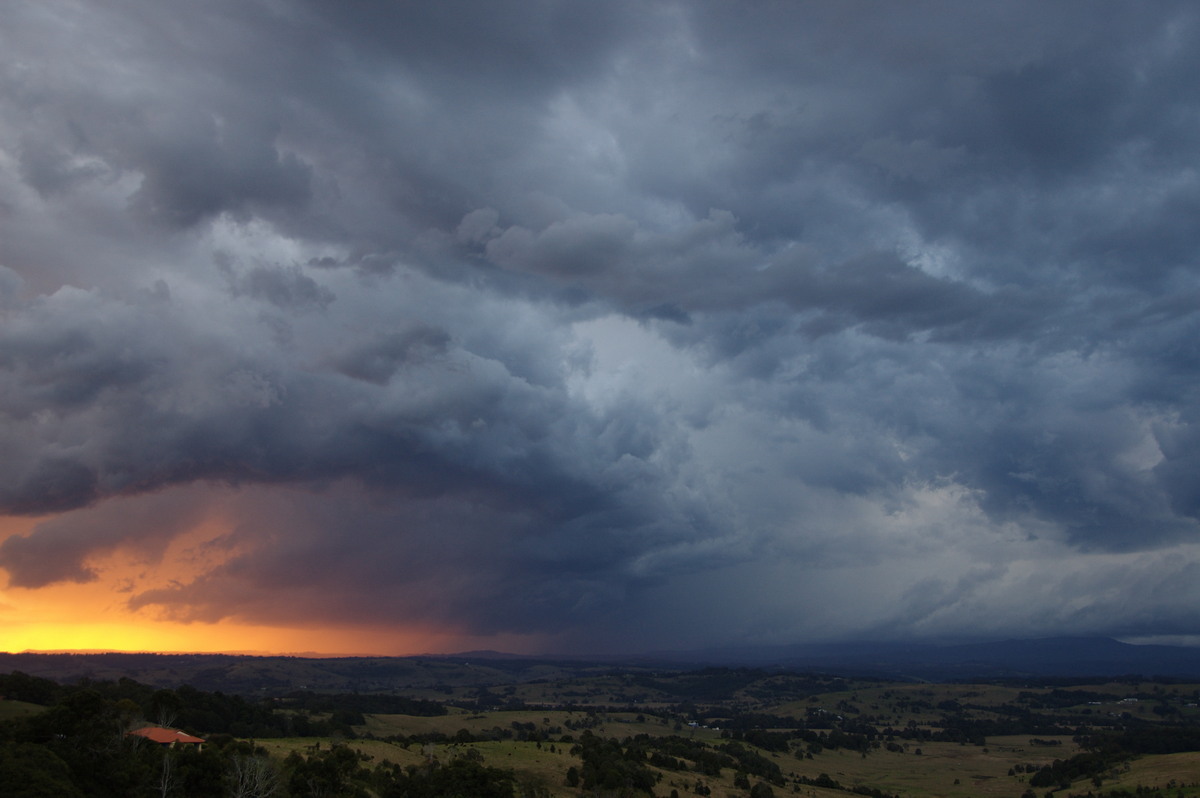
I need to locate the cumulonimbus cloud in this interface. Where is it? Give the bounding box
[2,0,1199,651]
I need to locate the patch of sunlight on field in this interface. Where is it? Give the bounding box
[779,738,1084,798]
[1100,751,1200,796]
[252,737,424,769]
[0,699,44,720]
[985,734,1082,758]
[360,708,687,742]
[467,740,574,787]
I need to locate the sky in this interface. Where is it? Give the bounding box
[2,1,1200,657]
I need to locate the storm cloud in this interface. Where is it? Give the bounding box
[2,0,1200,653]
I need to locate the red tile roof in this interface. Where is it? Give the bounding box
[128,726,206,745]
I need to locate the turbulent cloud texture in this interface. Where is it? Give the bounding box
[2,0,1200,653]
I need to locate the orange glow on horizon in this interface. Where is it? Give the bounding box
[1,568,514,657]
[0,615,470,658]
[1,509,536,658]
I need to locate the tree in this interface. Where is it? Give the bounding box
[380,758,515,798]
[228,755,279,798]
[285,745,368,798]
[156,752,176,798]
[172,745,227,798]
[0,743,84,798]
[749,783,775,798]
[150,690,183,729]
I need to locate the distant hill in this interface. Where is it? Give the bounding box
[659,636,1200,680]
[4,637,1200,694]
[0,650,633,695]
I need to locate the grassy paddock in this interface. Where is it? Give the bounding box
[240,676,1200,798]
[359,708,697,742]
[253,737,425,769]
[244,726,1200,798]
[1103,751,1200,796]
[768,736,1085,798]
[0,699,44,720]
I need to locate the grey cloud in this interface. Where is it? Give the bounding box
[456,208,500,246]
[120,458,734,639]
[120,487,638,633]
[481,210,990,339]
[331,327,451,385]
[298,0,640,97]
[128,118,313,228]
[18,135,109,198]
[223,262,335,311]
[0,265,25,308]
[5,458,101,518]
[487,214,639,277]
[1153,418,1200,520]
[0,282,728,608]
[856,136,967,183]
[2,1,313,231]
[0,291,165,417]
[4,0,1200,650]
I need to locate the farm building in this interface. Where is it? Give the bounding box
[127,726,206,749]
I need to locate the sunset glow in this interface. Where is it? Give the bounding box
[0,504,533,657]
[0,616,470,658]
[0,560,518,658]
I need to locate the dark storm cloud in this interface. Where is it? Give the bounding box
[122,481,714,637]
[481,210,992,337]
[300,0,638,92]
[129,123,313,229]
[330,326,451,385]
[0,490,211,588]
[0,280,720,619]
[4,6,315,228]
[221,261,336,311]
[3,0,1200,650]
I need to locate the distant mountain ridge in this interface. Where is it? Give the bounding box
[3,636,1200,693]
[653,636,1200,679]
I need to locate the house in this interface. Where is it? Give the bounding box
[127,726,206,750]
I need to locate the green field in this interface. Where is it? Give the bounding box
[315,677,1200,798]
[246,680,1200,798]
[0,698,44,720]
[251,716,1200,798]
[6,664,1200,796]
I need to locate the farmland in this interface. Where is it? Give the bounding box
[3,656,1200,796]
